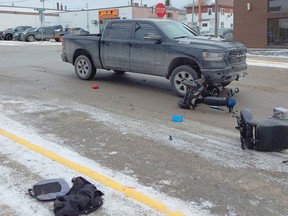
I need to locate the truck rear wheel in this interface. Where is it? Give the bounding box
[74,55,96,80]
[170,65,199,97]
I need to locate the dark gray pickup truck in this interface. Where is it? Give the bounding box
[61,19,247,97]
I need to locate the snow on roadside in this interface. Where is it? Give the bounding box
[0,112,212,216]
[247,59,288,69]
[1,96,288,172]
[0,41,61,46]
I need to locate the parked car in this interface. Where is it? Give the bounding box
[218,28,233,40]
[50,24,63,31]
[61,19,247,97]
[13,27,36,41]
[202,28,233,41]
[54,27,90,42]
[1,26,32,40]
[21,26,55,42]
[0,28,12,39]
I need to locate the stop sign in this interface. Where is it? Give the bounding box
[155,3,166,18]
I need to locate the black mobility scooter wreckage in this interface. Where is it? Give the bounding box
[177,78,288,152]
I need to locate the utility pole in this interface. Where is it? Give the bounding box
[41,0,44,42]
[215,0,218,37]
[191,0,195,27]
[86,3,89,32]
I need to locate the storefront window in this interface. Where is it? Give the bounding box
[268,18,288,46]
[269,0,288,12]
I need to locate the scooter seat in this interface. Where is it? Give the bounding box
[240,108,258,127]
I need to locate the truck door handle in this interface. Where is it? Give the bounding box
[131,43,141,47]
[103,41,111,45]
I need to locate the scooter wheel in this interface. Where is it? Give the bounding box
[177,99,190,109]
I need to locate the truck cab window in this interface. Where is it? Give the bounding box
[155,21,197,39]
[134,23,161,40]
[107,22,132,39]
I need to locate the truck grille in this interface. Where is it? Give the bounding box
[228,50,246,64]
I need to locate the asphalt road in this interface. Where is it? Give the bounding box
[0,42,288,216]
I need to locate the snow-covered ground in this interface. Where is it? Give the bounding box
[1,96,288,215]
[0,40,60,46]
[1,40,288,216]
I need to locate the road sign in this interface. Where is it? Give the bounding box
[34,8,45,12]
[39,12,45,22]
[155,3,166,18]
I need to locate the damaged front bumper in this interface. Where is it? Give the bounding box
[202,63,247,83]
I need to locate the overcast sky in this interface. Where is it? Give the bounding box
[1,0,194,10]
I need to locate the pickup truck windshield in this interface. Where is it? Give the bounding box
[155,21,198,39]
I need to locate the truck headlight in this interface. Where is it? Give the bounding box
[202,51,225,61]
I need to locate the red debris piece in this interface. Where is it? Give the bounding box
[92,84,99,89]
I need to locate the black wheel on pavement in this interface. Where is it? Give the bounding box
[74,55,96,80]
[170,65,199,97]
[27,35,35,42]
[177,99,190,109]
[5,34,13,40]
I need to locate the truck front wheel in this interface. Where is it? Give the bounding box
[74,55,96,80]
[170,65,199,97]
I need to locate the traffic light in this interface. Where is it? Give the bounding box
[165,0,170,6]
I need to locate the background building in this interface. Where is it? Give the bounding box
[0,5,59,28]
[0,3,186,34]
[185,0,234,32]
[234,0,288,48]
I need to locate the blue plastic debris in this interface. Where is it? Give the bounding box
[172,115,183,122]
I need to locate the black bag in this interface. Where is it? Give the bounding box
[235,108,288,151]
[54,176,104,216]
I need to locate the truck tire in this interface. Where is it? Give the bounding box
[170,65,199,97]
[5,34,13,41]
[74,55,96,80]
[27,35,35,42]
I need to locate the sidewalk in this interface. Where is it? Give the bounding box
[247,48,288,57]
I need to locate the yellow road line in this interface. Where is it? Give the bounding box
[0,128,185,216]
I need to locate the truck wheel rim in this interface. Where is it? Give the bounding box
[174,71,194,94]
[76,59,90,77]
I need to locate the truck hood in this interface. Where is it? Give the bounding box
[175,36,246,51]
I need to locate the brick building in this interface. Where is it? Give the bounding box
[185,0,234,32]
[234,0,288,48]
